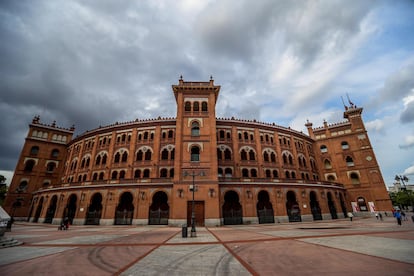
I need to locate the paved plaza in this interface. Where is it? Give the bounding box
[1,215,414,275]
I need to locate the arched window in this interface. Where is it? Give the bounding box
[46,162,55,172]
[320,145,328,153]
[251,169,257,177]
[270,152,276,163]
[193,102,199,111]
[191,121,200,136]
[170,168,174,178]
[218,168,223,177]
[111,171,118,180]
[93,173,98,181]
[324,159,332,169]
[285,171,290,178]
[119,170,126,179]
[171,149,175,160]
[357,197,368,211]
[266,169,271,178]
[241,149,247,160]
[249,150,255,161]
[273,170,278,178]
[160,168,168,178]
[96,155,101,165]
[225,168,233,177]
[341,141,349,150]
[99,172,104,180]
[114,152,120,163]
[283,154,288,164]
[134,170,141,179]
[51,149,59,158]
[185,101,191,111]
[145,150,152,161]
[350,172,360,184]
[224,149,231,160]
[346,156,354,166]
[161,149,169,160]
[168,130,174,138]
[143,132,148,140]
[143,169,150,178]
[136,150,143,161]
[18,181,28,192]
[24,159,36,172]
[102,154,107,164]
[244,132,248,140]
[242,168,249,177]
[327,175,336,181]
[202,101,208,111]
[85,157,90,167]
[191,146,200,161]
[217,148,222,160]
[30,146,39,155]
[121,152,128,162]
[263,152,269,162]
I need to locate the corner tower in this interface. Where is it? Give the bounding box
[4,116,74,220]
[171,76,221,226]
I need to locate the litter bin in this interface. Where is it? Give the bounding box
[182,225,188,238]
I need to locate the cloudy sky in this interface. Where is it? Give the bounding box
[1,0,413,188]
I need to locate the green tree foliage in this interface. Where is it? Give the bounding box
[389,190,414,210]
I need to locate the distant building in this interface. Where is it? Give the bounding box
[3,78,392,226]
[388,182,414,193]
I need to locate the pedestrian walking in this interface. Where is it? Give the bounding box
[379,213,383,221]
[394,210,402,226]
[347,212,354,222]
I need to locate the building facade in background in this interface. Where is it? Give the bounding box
[3,78,392,226]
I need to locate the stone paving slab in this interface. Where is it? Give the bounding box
[33,234,127,245]
[299,235,414,264]
[120,244,251,276]
[0,246,77,265]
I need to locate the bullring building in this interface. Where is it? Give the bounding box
[4,78,392,226]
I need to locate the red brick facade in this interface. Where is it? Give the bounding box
[3,78,392,226]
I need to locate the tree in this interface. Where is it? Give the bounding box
[389,190,414,210]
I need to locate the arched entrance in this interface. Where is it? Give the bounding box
[222,191,243,225]
[115,192,134,225]
[149,191,169,225]
[286,191,301,222]
[310,191,322,220]
[85,193,103,225]
[44,195,58,223]
[64,194,77,224]
[357,197,368,212]
[257,190,274,224]
[339,193,347,217]
[33,197,44,223]
[327,192,338,219]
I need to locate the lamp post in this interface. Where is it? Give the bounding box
[183,170,205,237]
[395,175,413,212]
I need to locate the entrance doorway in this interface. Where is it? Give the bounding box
[222,191,243,225]
[85,193,103,225]
[149,191,169,225]
[115,192,134,225]
[44,195,58,223]
[187,201,205,226]
[310,191,322,221]
[286,191,301,222]
[257,190,274,224]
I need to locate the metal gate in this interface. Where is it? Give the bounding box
[223,209,242,225]
[149,208,169,225]
[85,210,102,225]
[258,207,274,224]
[115,210,133,225]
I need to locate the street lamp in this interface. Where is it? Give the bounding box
[395,175,413,211]
[183,170,205,237]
